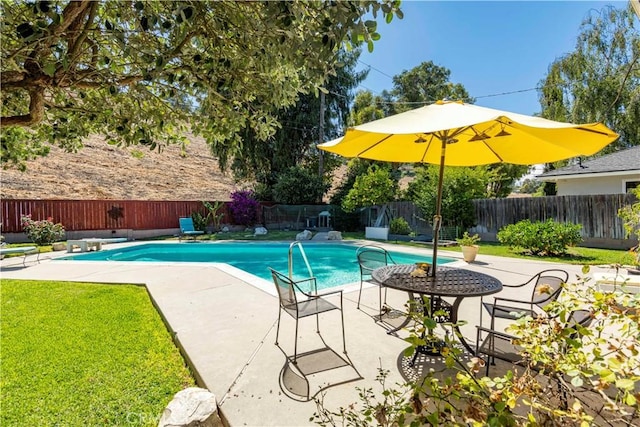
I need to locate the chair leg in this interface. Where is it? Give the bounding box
[294,318,299,363]
[378,285,383,318]
[340,297,347,354]
[357,279,363,309]
[275,308,282,345]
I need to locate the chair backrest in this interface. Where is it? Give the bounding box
[530,269,569,308]
[356,245,394,273]
[270,268,297,307]
[179,217,195,232]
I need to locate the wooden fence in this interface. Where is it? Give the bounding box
[0,199,231,233]
[2,194,637,247]
[471,194,636,241]
[385,194,637,247]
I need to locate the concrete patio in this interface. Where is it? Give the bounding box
[0,241,615,426]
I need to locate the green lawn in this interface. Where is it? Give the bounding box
[435,241,635,266]
[187,229,633,266]
[0,280,195,426]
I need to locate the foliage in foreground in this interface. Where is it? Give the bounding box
[0,280,194,426]
[618,187,640,267]
[497,219,583,256]
[314,269,639,426]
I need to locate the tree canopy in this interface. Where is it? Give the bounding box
[227,48,367,199]
[0,0,403,170]
[538,4,639,153]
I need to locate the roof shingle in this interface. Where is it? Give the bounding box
[539,145,640,177]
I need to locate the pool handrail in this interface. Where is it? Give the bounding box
[288,241,314,286]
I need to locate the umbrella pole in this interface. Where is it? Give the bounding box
[430,138,447,277]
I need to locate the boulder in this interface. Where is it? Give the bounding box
[158,387,223,427]
[296,230,313,241]
[327,231,342,240]
[254,226,268,235]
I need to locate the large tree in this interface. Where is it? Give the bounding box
[0,0,403,170]
[388,60,472,114]
[227,48,367,200]
[538,4,639,153]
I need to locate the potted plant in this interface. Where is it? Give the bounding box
[457,231,481,263]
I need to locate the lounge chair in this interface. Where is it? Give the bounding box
[0,245,40,266]
[179,217,204,241]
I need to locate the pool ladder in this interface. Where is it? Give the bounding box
[288,241,314,284]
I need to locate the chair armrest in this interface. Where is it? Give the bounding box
[476,325,517,341]
[315,289,343,299]
[492,296,535,306]
[291,277,319,295]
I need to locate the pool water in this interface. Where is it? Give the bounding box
[58,242,455,290]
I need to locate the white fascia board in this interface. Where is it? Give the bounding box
[537,169,640,182]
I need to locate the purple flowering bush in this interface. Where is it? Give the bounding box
[228,190,260,227]
[20,214,65,245]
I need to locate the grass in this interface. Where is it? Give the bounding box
[0,280,195,426]
[411,241,635,266]
[177,229,634,266]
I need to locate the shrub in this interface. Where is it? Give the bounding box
[341,165,397,213]
[618,187,640,267]
[497,219,582,256]
[389,217,411,235]
[20,215,65,245]
[408,165,489,229]
[228,190,260,227]
[190,211,208,232]
[272,166,328,205]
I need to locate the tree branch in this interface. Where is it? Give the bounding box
[0,88,44,128]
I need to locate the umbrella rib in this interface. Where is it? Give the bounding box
[356,134,394,158]
[577,126,617,137]
[421,134,437,163]
[482,142,504,162]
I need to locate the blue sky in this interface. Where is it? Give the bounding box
[356,1,626,115]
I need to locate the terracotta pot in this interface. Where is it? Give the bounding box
[461,245,479,263]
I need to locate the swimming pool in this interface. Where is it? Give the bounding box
[58,242,455,290]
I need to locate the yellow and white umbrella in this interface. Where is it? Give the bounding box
[319,100,619,274]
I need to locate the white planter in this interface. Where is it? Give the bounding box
[365,226,389,240]
[461,245,479,263]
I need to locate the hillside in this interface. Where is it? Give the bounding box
[1,134,239,201]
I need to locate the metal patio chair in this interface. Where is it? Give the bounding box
[356,244,397,316]
[476,309,593,376]
[270,268,346,363]
[481,269,569,330]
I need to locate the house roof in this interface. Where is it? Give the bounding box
[538,145,640,178]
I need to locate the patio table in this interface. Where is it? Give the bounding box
[372,264,502,355]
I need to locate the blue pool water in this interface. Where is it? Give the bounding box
[58,242,455,290]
